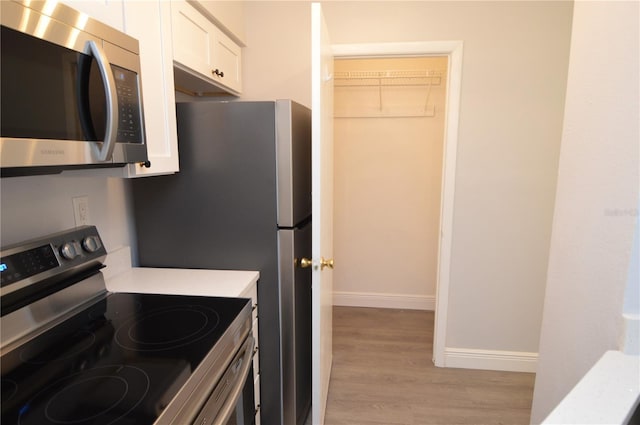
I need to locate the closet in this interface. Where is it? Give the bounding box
[333,56,448,310]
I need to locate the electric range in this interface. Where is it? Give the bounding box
[0,226,254,425]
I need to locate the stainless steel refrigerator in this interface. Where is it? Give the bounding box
[131,100,312,425]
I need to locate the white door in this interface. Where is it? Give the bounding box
[311,3,334,425]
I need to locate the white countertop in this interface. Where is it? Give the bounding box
[106,267,259,298]
[103,246,259,299]
[542,350,640,424]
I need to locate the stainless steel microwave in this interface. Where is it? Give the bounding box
[0,0,148,177]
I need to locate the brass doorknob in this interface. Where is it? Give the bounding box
[299,258,313,268]
[320,257,334,270]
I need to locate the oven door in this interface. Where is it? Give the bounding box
[194,335,256,425]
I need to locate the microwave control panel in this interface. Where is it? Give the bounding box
[113,65,144,145]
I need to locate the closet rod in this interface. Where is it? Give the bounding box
[334,80,441,88]
[334,70,443,80]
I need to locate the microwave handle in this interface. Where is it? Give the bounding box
[84,40,118,162]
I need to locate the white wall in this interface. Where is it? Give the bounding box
[0,170,135,257]
[241,1,312,107]
[242,1,573,364]
[530,1,640,422]
[327,2,573,362]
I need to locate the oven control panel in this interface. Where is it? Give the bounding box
[0,225,107,294]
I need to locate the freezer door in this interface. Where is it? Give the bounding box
[276,100,312,228]
[278,222,312,425]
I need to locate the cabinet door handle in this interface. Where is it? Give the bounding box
[212,68,224,78]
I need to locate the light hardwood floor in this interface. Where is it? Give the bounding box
[323,307,535,425]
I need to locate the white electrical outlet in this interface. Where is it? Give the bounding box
[72,196,90,226]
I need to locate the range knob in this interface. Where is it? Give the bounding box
[82,236,102,253]
[60,242,80,260]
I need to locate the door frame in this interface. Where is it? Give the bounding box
[331,41,463,367]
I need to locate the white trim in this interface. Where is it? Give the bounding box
[444,347,538,373]
[621,313,639,355]
[332,40,464,368]
[332,40,464,58]
[333,291,435,311]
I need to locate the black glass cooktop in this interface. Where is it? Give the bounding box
[0,293,250,425]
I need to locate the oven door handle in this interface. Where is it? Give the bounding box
[84,40,118,162]
[213,335,255,425]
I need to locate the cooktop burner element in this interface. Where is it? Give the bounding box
[115,304,221,351]
[19,364,150,425]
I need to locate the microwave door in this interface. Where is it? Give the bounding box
[0,28,117,168]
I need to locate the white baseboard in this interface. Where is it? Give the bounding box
[333,292,537,373]
[443,347,538,373]
[333,291,435,311]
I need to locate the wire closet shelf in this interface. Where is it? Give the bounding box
[334,69,445,118]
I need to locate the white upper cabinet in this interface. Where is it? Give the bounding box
[171,0,243,95]
[60,0,124,31]
[190,0,246,45]
[122,1,180,177]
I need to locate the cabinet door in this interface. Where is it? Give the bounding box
[211,27,242,94]
[172,0,215,79]
[171,0,242,95]
[123,1,179,176]
[60,0,124,30]
[191,0,246,45]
